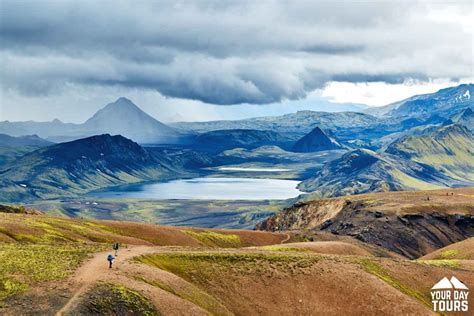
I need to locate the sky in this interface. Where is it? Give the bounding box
[0,0,472,123]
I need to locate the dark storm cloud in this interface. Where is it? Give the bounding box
[0,0,472,105]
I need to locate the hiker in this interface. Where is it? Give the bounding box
[113,242,120,256]
[107,254,115,269]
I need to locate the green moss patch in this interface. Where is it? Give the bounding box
[78,282,158,315]
[137,277,231,315]
[259,245,309,252]
[183,230,242,248]
[138,251,320,283]
[438,249,460,259]
[415,259,461,269]
[0,243,103,300]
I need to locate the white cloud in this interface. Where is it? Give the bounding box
[0,0,472,120]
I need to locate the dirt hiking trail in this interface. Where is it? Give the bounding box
[56,245,210,315]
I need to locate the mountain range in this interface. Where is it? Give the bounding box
[0,134,52,147]
[0,98,183,144]
[299,123,474,197]
[172,110,379,137]
[0,83,473,202]
[365,83,473,120]
[192,129,293,152]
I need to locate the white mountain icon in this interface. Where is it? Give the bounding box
[431,276,468,290]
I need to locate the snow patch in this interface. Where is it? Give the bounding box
[463,90,470,99]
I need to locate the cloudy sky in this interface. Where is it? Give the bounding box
[0,0,472,123]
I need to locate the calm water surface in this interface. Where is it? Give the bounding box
[91,177,301,200]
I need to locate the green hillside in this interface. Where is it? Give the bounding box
[385,124,474,182]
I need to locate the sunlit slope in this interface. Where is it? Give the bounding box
[298,149,447,195]
[0,212,285,246]
[386,124,474,182]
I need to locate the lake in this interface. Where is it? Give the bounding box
[217,167,292,172]
[91,177,302,200]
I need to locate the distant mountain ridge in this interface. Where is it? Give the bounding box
[0,134,52,147]
[172,110,379,137]
[192,129,293,152]
[0,98,182,144]
[365,84,473,120]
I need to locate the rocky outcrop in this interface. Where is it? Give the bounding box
[257,193,474,259]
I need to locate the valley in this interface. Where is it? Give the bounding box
[0,84,473,229]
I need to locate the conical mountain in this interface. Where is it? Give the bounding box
[292,127,342,152]
[82,97,179,144]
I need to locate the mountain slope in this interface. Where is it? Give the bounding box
[385,124,474,182]
[365,83,473,120]
[0,134,183,201]
[82,98,180,144]
[292,127,342,152]
[446,108,474,131]
[192,129,292,152]
[297,149,456,196]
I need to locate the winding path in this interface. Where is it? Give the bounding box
[56,246,208,315]
[281,233,291,244]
